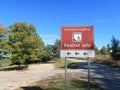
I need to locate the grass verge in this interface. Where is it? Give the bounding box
[93,54,120,68]
[0,58,12,68]
[53,58,78,69]
[0,59,28,71]
[93,59,120,68]
[16,77,104,90]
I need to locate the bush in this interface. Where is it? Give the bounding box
[93,54,112,61]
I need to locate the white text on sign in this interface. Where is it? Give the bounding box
[64,43,91,49]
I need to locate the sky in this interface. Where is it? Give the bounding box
[0,0,120,49]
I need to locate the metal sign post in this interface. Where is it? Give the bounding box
[87,57,90,90]
[65,57,67,90]
[60,26,95,90]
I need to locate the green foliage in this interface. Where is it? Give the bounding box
[53,39,60,58]
[0,24,11,55]
[100,46,108,55]
[110,36,120,65]
[110,36,120,59]
[0,58,12,68]
[44,45,54,60]
[94,46,99,54]
[54,58,78,69]
[94,54,112,61]
[44,39,60,59]
[9,22,45,66]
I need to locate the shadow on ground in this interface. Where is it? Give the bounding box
[0,66,27,71]
[20,86,47,90]
[74,61,120,90]
[60,62,79,69]
[19,78,103,90]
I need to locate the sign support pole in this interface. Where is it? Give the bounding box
[87,57,90,90]
[65,57,67,90]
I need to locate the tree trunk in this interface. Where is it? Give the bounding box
[18,63,20,69]
[24,59,28,68]
[18,59,21,69]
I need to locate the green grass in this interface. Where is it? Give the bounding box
[0,58,28,71]
[0,58,78,70]
[54,58,78,69]
[16,78,104,90]
[0,58,12,68]
[73,57,87,60]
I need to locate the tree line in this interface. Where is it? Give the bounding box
[95,36,120,65]
[0,22,120,67]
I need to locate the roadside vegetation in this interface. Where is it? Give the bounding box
[93,36,120,68]
[14,57,103,90]
[52,58,78,69]
[16,78,104,90]
[0,58,11,68]
[0,22,120,70]
[93,54,120,68]
[0,22,60,69]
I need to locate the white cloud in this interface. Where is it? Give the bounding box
[97,19,108,23]
[40,34,60,45]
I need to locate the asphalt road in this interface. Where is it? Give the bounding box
[69,58,120,90]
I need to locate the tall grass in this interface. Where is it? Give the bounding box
[93,54,120,68]
[93,54,112,61]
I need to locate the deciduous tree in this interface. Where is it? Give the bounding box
[9,22,44,67]
[100,46,108,55]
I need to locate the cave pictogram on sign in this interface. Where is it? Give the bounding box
[72,32,82,42]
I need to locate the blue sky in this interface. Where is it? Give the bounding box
[0,0,120,49]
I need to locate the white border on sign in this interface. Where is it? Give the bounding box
[60,50,95,58]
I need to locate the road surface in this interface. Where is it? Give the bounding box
[69,58,120,90]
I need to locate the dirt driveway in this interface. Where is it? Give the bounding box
[0,63,84,90]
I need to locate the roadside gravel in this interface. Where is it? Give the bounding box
[0,63,86,90]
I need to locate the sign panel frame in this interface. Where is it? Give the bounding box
[60,26,95,58]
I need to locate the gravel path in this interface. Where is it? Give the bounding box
[0,64,54,90]
[0,63,85,90]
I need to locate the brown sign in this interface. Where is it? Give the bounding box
[61,26,94,50]
[61,26,95,57]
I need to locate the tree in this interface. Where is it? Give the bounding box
[43,44,54,62]
[44,45,54,58]
[94,46,99,54]
[110,36,120,65]
[0,24,11,59]
[53,39,60,58]
[9,22,44,67]
[100,46,108,55]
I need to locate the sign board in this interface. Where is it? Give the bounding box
[60,26,95,58]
